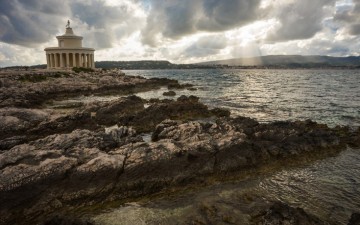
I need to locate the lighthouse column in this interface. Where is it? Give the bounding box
[66,53,70,68]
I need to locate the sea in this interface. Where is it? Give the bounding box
[58,69,360,224]
[128,69,360,128]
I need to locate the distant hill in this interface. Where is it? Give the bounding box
[95,60,176,70]
[197,55,360,68]
[2,56,360,70]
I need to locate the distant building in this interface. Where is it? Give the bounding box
[44,21,95,69]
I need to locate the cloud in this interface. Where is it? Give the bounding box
[0,0,145,49]
[70,0,145,49]
[335,0,360,35]
[141,0,201,46]
[1,0,359,67]
[0,0,70,46]
[70,0,124,29]
[197,0,261,31]
[141,0,262,46]
[0,42,45,67]
[182,34,227,58]
[266,0,336,42]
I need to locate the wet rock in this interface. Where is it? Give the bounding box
[210,108,231,118]
[163,90,176,96]
[177,95,199,102]
[348,213,360,225]
[167,83,193,89]
[251,202,325,225]
[42,215,94,225]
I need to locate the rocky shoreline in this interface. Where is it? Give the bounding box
[0,70,359,225]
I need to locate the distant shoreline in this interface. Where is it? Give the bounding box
[1,64,360,71]
[2,55,360,70]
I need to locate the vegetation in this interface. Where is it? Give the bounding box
[18,73,47,83]
[72,67,94,73]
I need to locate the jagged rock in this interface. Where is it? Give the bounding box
[251,202,325,225]
[0,71,178,108]
[0,115,358,224]
[117,95,213,133]
[0,107,50,134]
[0,108,51,149]
[89,95,145,126]
[0,88,359,225]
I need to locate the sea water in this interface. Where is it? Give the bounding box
[126,69,360,128]
[89,69,360,225]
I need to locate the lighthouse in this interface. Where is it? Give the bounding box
[44,21,95,69]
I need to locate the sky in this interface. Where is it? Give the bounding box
[0,0,360,67]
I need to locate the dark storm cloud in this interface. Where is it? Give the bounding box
[266,0,336,42]
[141,0,201,46]
[141,0,262,46]
[0,0,70,46]
[349,23,360,35]
[335,0,360,35]
[0,0,142,49]
[70,0,128,29]
[70,0,137,48]
[197,0,261,31]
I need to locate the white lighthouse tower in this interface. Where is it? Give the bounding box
[44,21,95,69]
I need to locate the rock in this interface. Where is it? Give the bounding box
[1,69,359,225]
[0,129,130,224]
[210,108,231,117]
[177,95,199,102]
[163,90,176,96]
[0,71,177,108]
[42,215,94,225]
[0,108,51,149]
[90,95,144,126]
[99,75,115,84]
[251,202,325,225]
[117,95,212,133]
[167,83,193,90]
[104,126,141,147]
[0,114,358,224]
[151,119,181,141]
[348,213,360,225]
